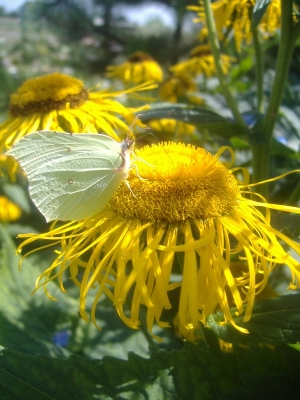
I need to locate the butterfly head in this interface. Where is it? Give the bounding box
[121,136,135,155]
[122,113,142,154]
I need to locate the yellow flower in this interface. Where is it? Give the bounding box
[0,196,22,222]
[17,143,300,341]
[170,45,234,77]
[0,72,153,152]
[147,119,196,138]
[0,154,19,182]
[159,73,197,103]
[107,51,163,84]
[189,0,281,52]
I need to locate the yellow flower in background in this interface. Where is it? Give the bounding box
[17,142,300,341]
[0,196,22,222]
[0,72,154,152]
[0,155,19,182]
[147,119,196,137]
[159,73,197,103]
[189,0,281,52]
[170,45,234,77]
[107,51,163,85]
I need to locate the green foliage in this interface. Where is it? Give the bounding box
[0,224,176,359]
[251,0,272,30]
[1,225,300,398]
[140,104,251,139]
[207,294,300,345]
[0,339,300,399]
[0,224,70,357]
[1,1,300,398]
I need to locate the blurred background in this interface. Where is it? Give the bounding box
[0,0,203,116]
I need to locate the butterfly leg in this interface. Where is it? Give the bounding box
[124,180,137,198]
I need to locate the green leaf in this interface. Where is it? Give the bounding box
[0,224,70,357]
[219,371,300,400]
[207,294,300,345]
[271,138,297,157]
[2,183,31,213]
[251,0,271,31]
[140,104,250,139]
[229,137,249,149]
[0,343,300,399]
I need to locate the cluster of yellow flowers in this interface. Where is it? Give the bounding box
[189,0,281,52]
[1,0,299,343]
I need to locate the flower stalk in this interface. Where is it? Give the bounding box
[202,0,247,129]
[252,0,299,194]
[252,27,264,114]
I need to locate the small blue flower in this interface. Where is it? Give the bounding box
[53,330,71,347]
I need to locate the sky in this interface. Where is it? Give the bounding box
[0,0,24,11]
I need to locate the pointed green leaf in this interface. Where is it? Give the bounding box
[271,138,297,156]
[2,183,31,213]
[140,104,250,139]
[207,294,300,345]
[251,0,271,31]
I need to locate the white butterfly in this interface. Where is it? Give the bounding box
[7,130,135,222]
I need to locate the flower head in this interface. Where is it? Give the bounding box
[107,51,163,84]
[189,0,281,52]
[170,45,234,77]
[0,154,19,182]
[0,72,152,152]
[0,196,22,222]
[159,73,197,103]
[17,142,300,341]
[147,119,196,138]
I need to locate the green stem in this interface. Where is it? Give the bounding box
[252,0,298,195]
[202,0,247,128]
[252,28,264,113]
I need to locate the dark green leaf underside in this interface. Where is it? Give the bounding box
[140,105,250,139]
[251,0,271,30]
[207,294,300,345]
[0,344,300,400]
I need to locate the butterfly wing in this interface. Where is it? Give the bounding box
[7,130,127,221]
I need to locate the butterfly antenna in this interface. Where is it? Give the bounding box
[134,126,153,142]
[127,113,143,140]
[135,126,174,164]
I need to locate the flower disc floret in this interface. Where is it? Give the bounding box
[109,142,240,222]
[9,73,88,117]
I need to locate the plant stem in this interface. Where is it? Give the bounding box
[202,0,247,128]
[252,0,298,195]
[252,28,264,114]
